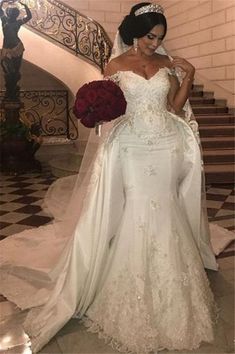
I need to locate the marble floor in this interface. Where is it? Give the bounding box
[0,165,234,354]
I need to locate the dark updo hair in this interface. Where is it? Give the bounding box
[119,2,167,46]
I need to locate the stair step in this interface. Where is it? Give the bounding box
[189,97,215,105]
[199,125,235,137]
[204,163,234,184]
[35,136,76,164]
[192,84,204,91]
[189,91,203,97]
[200,136,235,149]
[189,91,214,98]
[196,114,235,125]
[203,149,235,164]
[192,105,228,114]
[41,136,72,145]
[50,153,83,177]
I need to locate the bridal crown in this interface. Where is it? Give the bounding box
[134,4,164,16]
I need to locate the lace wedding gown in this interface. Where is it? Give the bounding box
[0,68,218,353]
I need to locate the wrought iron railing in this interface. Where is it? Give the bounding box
[0,90,78,140]
[23,0,112,72]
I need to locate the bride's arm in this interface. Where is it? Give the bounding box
[167,57,195,114]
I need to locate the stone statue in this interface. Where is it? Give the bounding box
[0,0,32,99]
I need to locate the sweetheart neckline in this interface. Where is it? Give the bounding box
[117,67,169,81]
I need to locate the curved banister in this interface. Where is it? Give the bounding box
[0,89,79,140]
[22,0,112,72]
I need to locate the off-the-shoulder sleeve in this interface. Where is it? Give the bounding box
[104,72,120,84]
[166,67,178,77]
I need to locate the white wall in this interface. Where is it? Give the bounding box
[161,0,235,108]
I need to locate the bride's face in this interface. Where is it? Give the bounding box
[138,25,165,56]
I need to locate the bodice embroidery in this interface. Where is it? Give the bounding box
[107,68,177,146]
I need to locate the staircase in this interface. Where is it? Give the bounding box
[190,85,235,184]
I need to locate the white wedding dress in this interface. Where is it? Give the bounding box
[0,68,219,353]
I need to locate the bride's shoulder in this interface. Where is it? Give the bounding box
[154,53,172,68]
[104,58,120,77]
[104,52,130,77]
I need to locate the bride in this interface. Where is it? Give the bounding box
[1,2,230,353]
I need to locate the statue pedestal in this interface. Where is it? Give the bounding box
[0,138,41,174]
[0,99,41,174]
[0,100,24,123]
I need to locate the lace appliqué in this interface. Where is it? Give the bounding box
[150,199,160,210]
[104,72,120,84]
[126,111,174,146]
[83,268,159,354]
[84,252,217,353]
[144,165,158,176]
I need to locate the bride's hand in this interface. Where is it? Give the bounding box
[171,57,195,77]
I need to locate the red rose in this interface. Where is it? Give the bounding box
[85,89,98,105]
[73,98,87,116]
[73,80,127,128]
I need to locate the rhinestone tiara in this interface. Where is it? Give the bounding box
[134,4,164,16]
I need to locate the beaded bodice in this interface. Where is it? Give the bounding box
[118,67,170,115]
[114,67,175,145]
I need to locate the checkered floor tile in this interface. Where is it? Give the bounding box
[0,164,55,239]
[0,165,234,258]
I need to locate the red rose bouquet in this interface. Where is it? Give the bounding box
[73,80,127,128]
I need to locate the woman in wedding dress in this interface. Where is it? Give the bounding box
[0,2,222,354]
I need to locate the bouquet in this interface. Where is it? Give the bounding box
[73,80,127,128]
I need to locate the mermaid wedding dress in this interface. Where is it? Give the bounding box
[0,68,221,353]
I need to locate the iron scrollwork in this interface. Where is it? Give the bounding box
[24,0,112,72]
[0,90,78,140]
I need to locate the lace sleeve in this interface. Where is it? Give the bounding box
[166,67,178,77]
[104,72,120,85]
